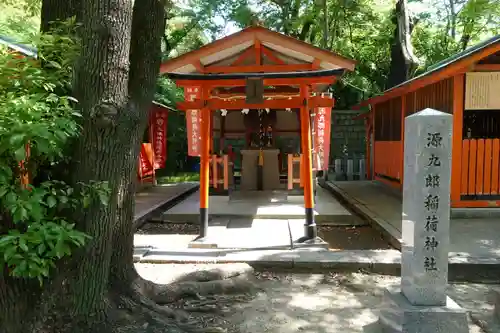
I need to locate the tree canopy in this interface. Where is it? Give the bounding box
[1,0,498,106]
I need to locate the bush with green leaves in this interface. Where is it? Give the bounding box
[0,28,109,284]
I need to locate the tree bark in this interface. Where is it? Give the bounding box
[109,0,166,287]
[0,277,41,333]
[387,0,419,88]
[4,1,253,332]
[40,0,80,31]
[448,0,457,40]
[67,0,134,321]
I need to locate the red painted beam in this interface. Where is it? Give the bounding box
[176,96,335,110]
[204,64,314,74]
[175,76,337,88]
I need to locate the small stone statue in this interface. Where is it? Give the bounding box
[266,125,273,147]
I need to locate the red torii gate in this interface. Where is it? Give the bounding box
[160,26,355,245]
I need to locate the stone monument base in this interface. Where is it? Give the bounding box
[378,288,468,333]
[493,288,500,320]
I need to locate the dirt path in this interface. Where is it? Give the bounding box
[136,263,499,333]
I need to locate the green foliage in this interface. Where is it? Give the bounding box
[0,27,109,283]
[0,0,40,16]
[0,0,40,42]
[157,172,200,184]
[412,0,500,70]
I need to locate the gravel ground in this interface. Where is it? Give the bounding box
[136,263,500,333]
[137,222,392,250]
[137,222,200,235]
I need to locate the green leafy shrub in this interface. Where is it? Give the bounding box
[0,26,109,284]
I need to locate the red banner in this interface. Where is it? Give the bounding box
[314,107,332,171]
[150,105,168,169]
[184,87,201,156]
[139,143,154,177]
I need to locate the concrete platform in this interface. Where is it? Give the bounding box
[158,185,364,225]
[323,180,500,265]
[132,243,500,282]
[134,182,199,228]
[196,218,294,249]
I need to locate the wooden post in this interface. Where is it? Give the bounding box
[365,115,371,180]
[370,104,376,180]
[209,111,214,153]
[299,153,305,187]
[220,114,225,154]
[299,84,317,241]
[255,39,261,65]
[199,103,211,239]
[451,74,465,206]
[212,155,218,188]
[223,155,229,190]
[148,122,156,185]
[400,94,406,185]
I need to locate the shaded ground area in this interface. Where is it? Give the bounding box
[137,222,199,235]
[137,222,393,250]
[326,180,500,259]
[319,226,392,250]
[136,263,499,333]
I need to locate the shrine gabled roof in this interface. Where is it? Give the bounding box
[159,26,356,74]
[354,34,500,109]
[0,35,37,58]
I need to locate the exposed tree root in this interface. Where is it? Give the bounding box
[123,264,257,332]
[172,263,255,283]
[135,263,258,305]
[34,264,256,333]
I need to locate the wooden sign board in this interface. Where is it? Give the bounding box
[465,72,500,110]
[245,77,264,104]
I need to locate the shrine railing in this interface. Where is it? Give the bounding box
[287,154,303,189]
[210,154,229,190]
[460,138,500,200]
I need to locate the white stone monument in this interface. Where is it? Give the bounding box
[378,109,468,333]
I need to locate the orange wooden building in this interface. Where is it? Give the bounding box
[356,35,500,209]
[160,26,355,243]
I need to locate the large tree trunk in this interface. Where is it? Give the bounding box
[109,0,166,287]
[40,0,79,31]
[2,1,254,332]
[0,277,40,333]
[65,0,134,322]
[387,0,419,88]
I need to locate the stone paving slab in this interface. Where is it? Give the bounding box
[139,217,332,250]
[323,180,500,261]
[134,182,199,227]
[136,247,395,272]
[203,218,292,249]
[134,234,196,249]
[160,186,364,225]
[321,181,402,249]
[133,246,500,282]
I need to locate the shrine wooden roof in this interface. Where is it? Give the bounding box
[159,26,356,74]
[0,35,37,58]
[354,34,500,109]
